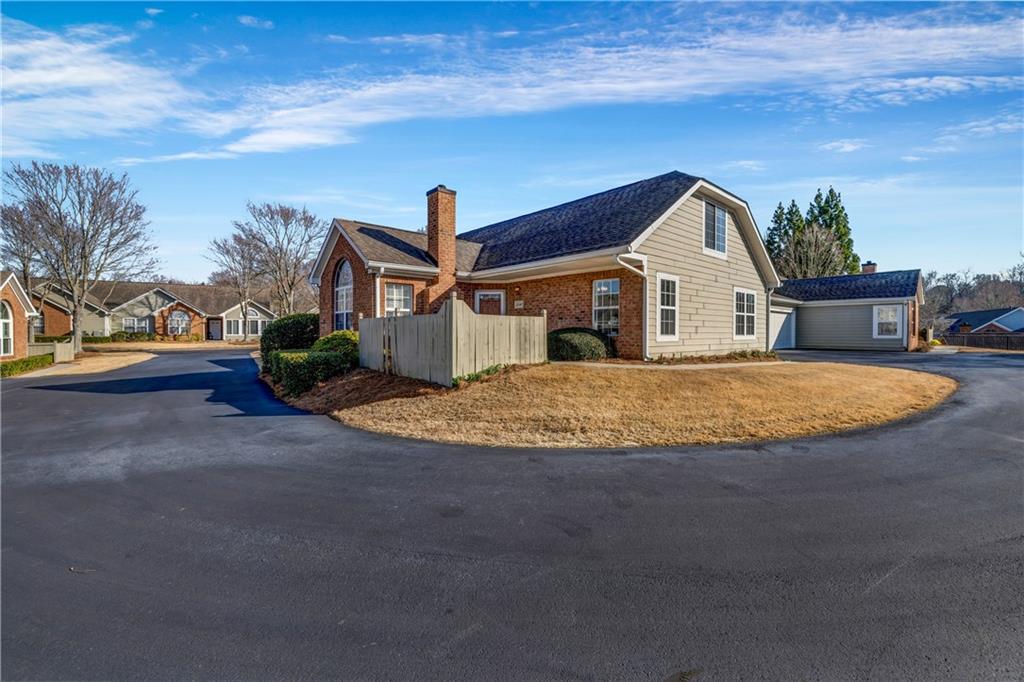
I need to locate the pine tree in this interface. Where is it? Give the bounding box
[784,199,805,239]
[805,188,826,227]
[808,186,859,274]
[765,202,787,263]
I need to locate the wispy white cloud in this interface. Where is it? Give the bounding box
[723,160,766,172]
[114,150,238,166]
[901,155,926,162]
[136,19,154,30]
[819,139,868,153]
[144,8,164,17]
[237,15,273,30]
[1,18,193,158]
[4,8,1022,162]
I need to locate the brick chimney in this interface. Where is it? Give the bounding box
[426,185,457,309]
[861,261,877,274]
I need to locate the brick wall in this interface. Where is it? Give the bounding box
[457,267,645,359]
[424,186,458,312]
[32,296,72,337]
[1,283,30,361]
[153,303,205,338]
[318,231,377,336]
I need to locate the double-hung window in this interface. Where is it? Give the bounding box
[656,274,678,341]
[873,305,902,339]
[385,283,413,317]
[33,311,44,334]
[123,317,148,333]
[734,288,756,339]
[704,199,728,257]
[168,310,191,336]
[226,319,240,336]
[593,278,620,336]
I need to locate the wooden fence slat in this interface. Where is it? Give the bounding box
[357,297,547,386]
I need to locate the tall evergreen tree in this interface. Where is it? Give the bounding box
[806,186,859,274]
[805,189,827,227]
[765,202,787,263]
[784,199,805,239]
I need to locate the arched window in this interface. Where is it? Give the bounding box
[1,301,13,356]
[333,260,353,330]
[168,310,191,336]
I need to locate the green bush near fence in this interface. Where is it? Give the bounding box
[547,327,615,361]
[35,334,71,343]
[311,330,359,365]
[260,313,319,358]
[1,353,54,377]
[267,350,353,395]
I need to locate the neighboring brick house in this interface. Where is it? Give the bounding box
[30,281,278,341]
[1,272,39,362]
[310,172,782,359]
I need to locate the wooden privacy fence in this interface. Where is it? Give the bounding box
[941,333,1024,351]
[28,341,74,363]
[359,293,547,386]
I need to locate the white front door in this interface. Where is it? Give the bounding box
[208,318,222,341]
[769,308,795,349]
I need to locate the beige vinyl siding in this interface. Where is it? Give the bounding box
[38,288,109,336]
[222,303,275,338]
[796,302,908,351]
[636,192,767,356]
[111,290,177,333]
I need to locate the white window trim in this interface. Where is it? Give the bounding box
[702,199,729,261]
[655,273,679,342]
[473,289,506,315]
[872,304,903,339]
[225,319,241,336]
[385,283,414,316]
[0,301,12,356]
[733,287,757,340]
[122,317,137,332]
[592,278,620,337]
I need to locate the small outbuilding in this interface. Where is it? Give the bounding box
[771,269,924,352]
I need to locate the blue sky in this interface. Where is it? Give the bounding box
[2,2,1022,281]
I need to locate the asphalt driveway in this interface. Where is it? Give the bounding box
[2,349,1022,680]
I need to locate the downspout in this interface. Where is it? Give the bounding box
[765,286,775,352]
[373,267,383,318]
[617,253,648,360]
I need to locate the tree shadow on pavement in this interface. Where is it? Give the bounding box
[29,357,304,417]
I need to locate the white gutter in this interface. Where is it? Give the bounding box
[616,253,648,360]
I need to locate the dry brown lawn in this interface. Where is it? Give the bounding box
[30,352,154,376]
[291,362,957,448]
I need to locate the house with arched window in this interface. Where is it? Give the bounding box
[29,280,277,342]
[1,271,40,362]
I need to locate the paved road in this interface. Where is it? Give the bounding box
[2,350,1021,680]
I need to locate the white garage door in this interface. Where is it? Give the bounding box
[770,308,796,349]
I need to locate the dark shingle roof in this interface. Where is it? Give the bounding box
[459,171,701,270]
[944,307,1019,332]
[338,220,481,272]
[775,270,921,302]
[87,281,272,316]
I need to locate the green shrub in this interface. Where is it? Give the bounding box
[311,330,359,364]
[1,353,54,377]
[272,350,351,395]
[260,313,319,357]
[35,335,70,342]
[111,331,131,342]
[547,327,614,361]
[81,335,112,343]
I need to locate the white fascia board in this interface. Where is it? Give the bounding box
[109,287,185,313]
[627,179,782,289]
[460,246,625,281]
[1,274,38,316]
[367,260,439,276]
[216,300,277,318]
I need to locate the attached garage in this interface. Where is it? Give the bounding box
[771,269,924,352]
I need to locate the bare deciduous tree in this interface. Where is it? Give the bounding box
[1,202,42,292]
[207,232,266,341]
[3,162,158,352]
[234,202,326,316]
[776,223,844,280]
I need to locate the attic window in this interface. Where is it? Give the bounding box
[704,200,727,256]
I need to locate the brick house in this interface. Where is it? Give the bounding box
[1,272,39,362]
[310,172,782,359]
[310,171,926,358]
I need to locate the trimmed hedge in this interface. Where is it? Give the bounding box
[1,353,54,377]
[110,331,157,342]
[82,335,113,343]
[311,330,359,365]
[547,327,615,361]
[268,350,353,395]
[260,313,319,358]
[35,334,71,343]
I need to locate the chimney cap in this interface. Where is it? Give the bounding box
[863,260,877,266]
[426,184,456,196]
